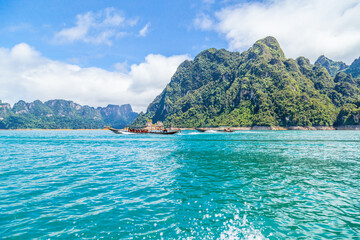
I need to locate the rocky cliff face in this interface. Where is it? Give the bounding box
[133,36,360,128]
[315,55,360,82]
[345,57,360,79]
[315,55,348,77]
[0,99,138,129]
[99,104,138,129]
[0,101,11,113]
[0,102,11,128]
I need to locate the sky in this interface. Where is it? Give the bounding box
[1,0,360,112]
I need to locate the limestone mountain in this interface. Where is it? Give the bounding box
[0,99,138,129]
[133,36,360,128]
[345,57,360,79]
[99,104,138,129]
[314,55,348,77]
[315,55,360,80]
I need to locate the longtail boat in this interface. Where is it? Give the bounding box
[106,126,180,135]
[195,127,234,132]
[195,128,207,132]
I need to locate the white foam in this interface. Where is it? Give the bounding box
[206,130,218,133]
[121,132,135,135]
[219,214,268,240]
[189,132,200,135]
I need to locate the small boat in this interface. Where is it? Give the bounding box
[218,128,234,132]
[147,130,179,135]
[195,127,234,132]
[105,126,180,135]
[195,128,207,132]
[106,126,126,134]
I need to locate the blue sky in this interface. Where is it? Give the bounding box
[0,0,235,70]
[1,0,360,111]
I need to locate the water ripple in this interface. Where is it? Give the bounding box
[0,130,359,239]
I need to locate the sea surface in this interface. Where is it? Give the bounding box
[0,130,359,239]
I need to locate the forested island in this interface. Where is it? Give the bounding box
[1,37,359,130]
[133,36,360,129]
[0,99,138,129]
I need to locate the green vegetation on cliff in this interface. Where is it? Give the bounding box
[335,101,360,126]
[345,57,360,79]
[133,36,360,128]
[315,55,348,77]
[0,99,138,129]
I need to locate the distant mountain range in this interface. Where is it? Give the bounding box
[2,37,359,129]
[0,99,138,129]
[133,36,360,128]
[315,55,360,78]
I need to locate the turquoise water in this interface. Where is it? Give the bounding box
[0,130,359,239]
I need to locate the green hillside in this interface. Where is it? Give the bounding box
[133,36,360,128]
[314,55,348,77]
[0,99,138,129]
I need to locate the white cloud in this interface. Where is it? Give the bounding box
[54,7,138,45]
[114,61,129,72]
[194,13,213,31]
[55,12,94,42]
[0,43,190,112]
[129,54,190,92]
[102,7,125,26]
[139,23,150,37]
[205,0,360,64]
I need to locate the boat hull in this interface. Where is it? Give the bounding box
[106,127,179,135]
[106,127,125,134]
[196,128,234,132]
[147,130,179,135]
[195,128,207,132]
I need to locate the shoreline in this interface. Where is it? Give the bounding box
[191,125,360,131]
[1,125,359,131]
[195,125,360,130]
[0,129,107,131]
